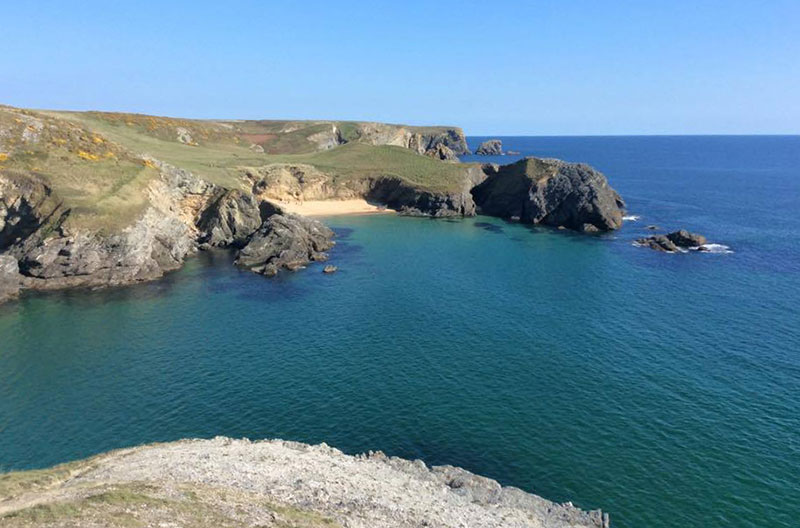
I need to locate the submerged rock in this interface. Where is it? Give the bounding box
[235,214,335,276]
[636,229,709,252]
[322,265,338,274]
[471,157,625,232]
[475,139,503,156]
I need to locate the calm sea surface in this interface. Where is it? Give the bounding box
[2,136,799,527]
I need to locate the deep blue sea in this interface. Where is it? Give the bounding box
[2,136,799,527]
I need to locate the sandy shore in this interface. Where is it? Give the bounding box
[277,199,393,217]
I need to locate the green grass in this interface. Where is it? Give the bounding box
[51,111,477,194]
[1,106,475,234]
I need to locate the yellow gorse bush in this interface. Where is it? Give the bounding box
[77,150,100,161]
[0,153,8,162]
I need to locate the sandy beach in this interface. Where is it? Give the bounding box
[276,199,394,217]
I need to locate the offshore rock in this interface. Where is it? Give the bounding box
[471,157,625,232]
[475,139,503,155]
[636,229,708,252]
[235,214,335,276]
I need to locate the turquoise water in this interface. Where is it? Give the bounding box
[2,136,799,527]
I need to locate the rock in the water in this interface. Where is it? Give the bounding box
[197,189,267,248]
[635,234,679,252]
[471,157,625,232]
[424,143,459,161]
[636,229,708,252]
[475,139,503,156]
[666,229,707,247]
[322,265,338,274]
[646,225,660,230]
[0,254,20,303]
[235,214,335,276]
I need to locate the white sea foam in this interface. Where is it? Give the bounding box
[623,215,640,221]
[695,244,734,254]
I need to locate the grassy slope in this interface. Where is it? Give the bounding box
[0,107,159,233]
[54,111,476,193]
[1,107,475,234]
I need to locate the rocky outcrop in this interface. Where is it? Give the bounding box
[424,143,459,161]
[0,176,61,252]
[0,254,20,303]
[636,230,708,252]
[476,139,503,156]
[471,157,625,232]
[355,123,471,156]
[0,437,609,528]
[367,166,487,217]
[235,214,335,276]
[197,189,265,248]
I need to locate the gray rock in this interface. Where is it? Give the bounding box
[635,234,679,252]
[424,143,459,161]
[197,189,266,248]
[475,139,503,156]
[666,229,707,247]
[646,225,660,230]
[471,157,625,232]
[367,166,487,217]
[0,255,20,303]
[636,229,708,252]
[235,214,335,276]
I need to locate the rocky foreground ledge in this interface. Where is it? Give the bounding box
[0,437,609,528]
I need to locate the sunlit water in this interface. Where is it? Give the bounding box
[1,136,799,527]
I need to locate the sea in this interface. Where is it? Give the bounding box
[1,136,798,527]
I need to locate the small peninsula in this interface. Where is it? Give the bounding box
[0,437,609,528]
[0,105,624,303]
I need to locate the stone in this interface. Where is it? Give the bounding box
[0,254,20,303]
[322,265,338,274]
[235,214,335,276]
[666,229,707,247]
[636,229,708,252]
[424,143,459,161]
[471,157,625,232]
[475,139,503,156]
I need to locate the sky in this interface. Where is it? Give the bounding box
[1,1,798,135]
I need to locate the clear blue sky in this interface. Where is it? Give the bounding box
[2,1,798,135]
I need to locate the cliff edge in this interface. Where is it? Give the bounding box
[0,437,609,528]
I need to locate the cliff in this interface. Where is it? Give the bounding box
[0,106,483,301]
[0,437,609,528]
[472,158,625,232]
[0,105,624,303]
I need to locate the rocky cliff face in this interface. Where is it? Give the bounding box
[354,122,471,156]
[476,139,503,155]
[0,160,334,301]
[472,158,625,232]
[236,214,335,276]
[0,437,610,528]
